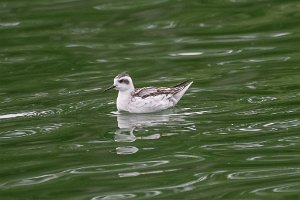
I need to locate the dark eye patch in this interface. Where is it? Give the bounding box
[119,79,129,84]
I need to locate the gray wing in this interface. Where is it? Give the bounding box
[134,87,158,97]
[133,87,176,99]
[128,80,192,113]
[133,80,192,99]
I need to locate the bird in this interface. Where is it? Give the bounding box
[104,72,193,113]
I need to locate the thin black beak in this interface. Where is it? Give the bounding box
[103,85,116,92]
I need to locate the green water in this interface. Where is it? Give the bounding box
[1,0,300,199]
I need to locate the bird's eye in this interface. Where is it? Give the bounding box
[118,79,129,84]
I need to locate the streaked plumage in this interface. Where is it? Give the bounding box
[104,72,193,113]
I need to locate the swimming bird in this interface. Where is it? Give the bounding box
[104,72,193,113]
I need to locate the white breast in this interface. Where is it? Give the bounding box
[116,91,131,112]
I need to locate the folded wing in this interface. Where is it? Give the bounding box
[128,80,193,113]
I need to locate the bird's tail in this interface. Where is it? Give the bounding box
[173,80,193,103]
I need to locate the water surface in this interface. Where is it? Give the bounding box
[1,0,300,199]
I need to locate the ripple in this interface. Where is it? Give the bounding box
[233,119,300,133]
[119,168,177,178]
[278,136,300,143]
[169,52,203,57]
[69,160,169,174]
[132,42,153,46]
[250,182,300,194]
[247,96,277,104]
[201,141,266,151]
[0,160,170,189]
[94,0,168,11]
[213,31,292,43]
[264,119,300,129]
[217,56,291,65]
[116,146,139,155]
[0,123,65,139]
[0,129,37,139]
[143,21,176,30]
[92,194,136,200]
[1,174,60,189]
[65,43,104,49]
[202,125,299,150]
[0,108,64,121]
[0,111,36,120]
[247,57,290,63]
[90,173,208,200]
[235,108,270,116]
[0,22,20,28]
[158,173,208,192]
[245,81,257,89]
[247,154,300,162]
[91,191,162,200]
[270,32,291,38]
[55,71,103,82]
[227,167,300,180]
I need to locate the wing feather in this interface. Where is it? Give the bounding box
[133,80,192,99]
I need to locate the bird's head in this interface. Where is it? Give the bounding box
[104,72,134,92]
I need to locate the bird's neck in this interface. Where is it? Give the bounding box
[117,87,135,111]
[118,86,134,98]
[118,89,133,99]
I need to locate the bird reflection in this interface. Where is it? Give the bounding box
[111,110,185,155]
[115,111,172,142]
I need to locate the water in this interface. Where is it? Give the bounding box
[1,0,300,199]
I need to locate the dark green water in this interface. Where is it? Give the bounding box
[1,0,300,199]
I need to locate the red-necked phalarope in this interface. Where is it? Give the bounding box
[104,72,193,113]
